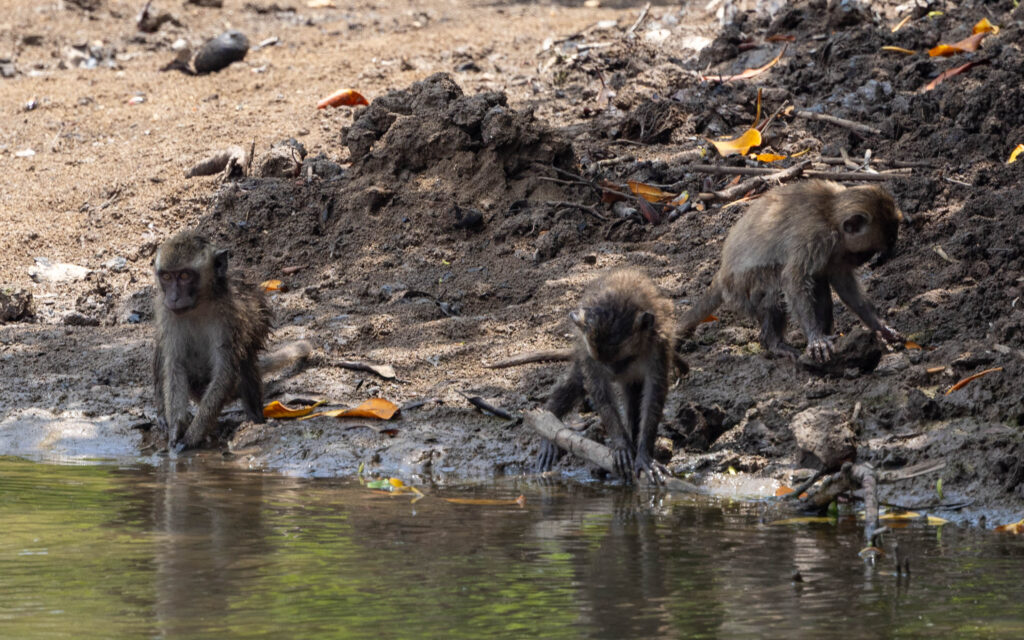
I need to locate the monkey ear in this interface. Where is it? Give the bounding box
[842,212,868,235]
[635,311,655,332]
[213,249,230,280]
[569,309,586,329]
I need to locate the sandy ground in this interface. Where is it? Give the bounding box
[2,0,1024,525]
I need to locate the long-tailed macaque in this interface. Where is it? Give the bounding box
[536,269,675,482]
[153,231,309,449]
[679,180,903,361]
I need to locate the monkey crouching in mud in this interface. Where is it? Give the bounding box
[678,180,904,362]
[153,231,311,450]
[536,269,675,483]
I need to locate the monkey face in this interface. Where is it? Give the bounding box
[839,188,900,265]
[157,269,201,313]
[571,307,653,370]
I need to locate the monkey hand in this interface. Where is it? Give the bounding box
[806,336,835,362]
[877,325,904,346]
[633,451,667,486]
[535,440,564,473]
[611,444,636,483]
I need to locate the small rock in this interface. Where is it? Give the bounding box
[63,311,100,326]
[790,406,856,471]
[301,153,343,180]
[194,30,249,74]
[257,139,306,178]
[186,145,248,178]
[612,201,637,218]
[187,0,224,6]
[0,61,16,78]
[452,205,485,232]
[103,256,128,272]
[29,258,91,283]
[875,352,910,376]
[0,288,34,321]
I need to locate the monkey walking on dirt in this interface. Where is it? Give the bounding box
[536,268,676,483]
[678,179,904,362]
[153,231,311,450]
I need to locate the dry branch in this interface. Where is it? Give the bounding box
[793,110,883,136]
[484,349,572,369]
[526,409,704,494]
[699,160,810,202]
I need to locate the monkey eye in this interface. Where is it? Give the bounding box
[160,273,173,282]
[178,272,192,282]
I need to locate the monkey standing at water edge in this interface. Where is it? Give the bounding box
[678,180,904,361]
[536,269,675,482]
[153,231,309,449]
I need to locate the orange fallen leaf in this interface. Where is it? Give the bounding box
[444,495,527,506]
[905,340,922,350]
[926,366,946,374]
[261,279,284,292]
[922,60,988,92]
[302,397,400,420]
[789,147,810,158]
[627,180,676,203]
[317,88,369,109]
[756,152,787,163]
[928,31,990,57]
[766,34,795,43]
[263,399,326,419]
[881,46,917,55]
[973,18,999,35]
[891,15,912,33]
[1008,144,1024,164]
[945,367,1003,395]
[708,128,762,157]
[775,485,795,497]
[995,518,1024,534]
[701,314,718,324]
[701,44,787,83]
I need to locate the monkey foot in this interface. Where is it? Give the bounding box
[535,440,564,473]
[767,342,802,361]
[634,453,669,486]
[805,336,836,362]
[611,446,636,483]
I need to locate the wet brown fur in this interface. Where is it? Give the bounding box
[679,179,902,360]
[153,231,273,449]
[537,268,675,480]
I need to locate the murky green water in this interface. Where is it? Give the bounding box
[1,456,1022,639]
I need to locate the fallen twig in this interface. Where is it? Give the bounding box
[545,201,607,221]
[526,409,704,493]
[700,160,810,202]
[665,164,895,184]
[460,392,515,421]
[484,349,572,369]
[798,462,881,543]
[336,361,396,380]
[625,2,651,37]
[792,110,883,136]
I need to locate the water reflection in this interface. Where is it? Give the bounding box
[1,457,1023,638]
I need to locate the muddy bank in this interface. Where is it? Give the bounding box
[2,0,1024,525]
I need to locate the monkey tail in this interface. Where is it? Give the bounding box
[260,340,313,375]
[677,284,724,340]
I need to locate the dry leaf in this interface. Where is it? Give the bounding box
[755,152,787,163]
[1008,144,1024,164]
[995,518,1024,534]
[879,511,922,520]
[307,0,335,6]
[905,340,922,350]
[701,314,718,324]
[945,367,1003,395]
[766,34,795,43]
[928,31,990,57]
[627,180,676,203]
[263,399,325,419]
[317,88,369,109]
[261,279,284,292]
[926,366,946,374]
[701,45,787,83]
[881,46,916,55]
[891,15,912,32]
[637,199,665,225]
[709,128,762,157]
[775,485,795,497]
[927,515,950,526]
[770,516,835,525]
[302,397,400,420]
[973,17,999,35]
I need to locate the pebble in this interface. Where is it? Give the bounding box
[194,30,249,74]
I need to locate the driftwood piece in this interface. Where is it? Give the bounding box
[677,164,893,184]
[699,160,810,202]
[798,462,880,543]
[461,392,515,421]
[484,349,572,369]
[525,409,704,494]
[792,110,883,136]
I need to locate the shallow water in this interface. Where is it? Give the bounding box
[1,456,1022,639]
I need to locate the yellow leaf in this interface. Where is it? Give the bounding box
[301,397,400,420]
[880,511,922,520]
[756,152,787,163]
[927,515,950,526]
[927,10,944,18]
[973,17,999,35]
[627,180,676,203]
[753,87,762,127]
[389,477,406,488]
[891,15,912,33]
[881,46,916,55]
[261,279,284,292]
[929,31,990,57]
[789,147,810,158]
[263,399,325,419]
[669,191,689,206]
[995,518,1024,534]
[444,495,527,506]
[709,128,762,157]
[701,45,787,83]
[1009,144,1024,164]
